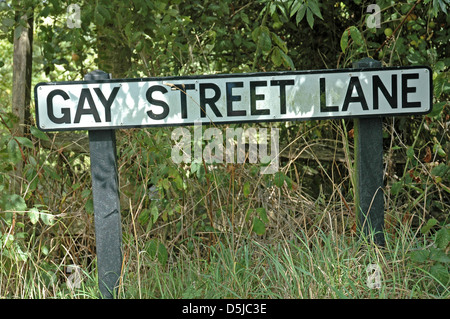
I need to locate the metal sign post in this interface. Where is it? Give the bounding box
[353,58,385,246]
[85,70,122,299]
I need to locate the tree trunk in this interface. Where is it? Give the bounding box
[11,8,33,193]
[97,24,132,79]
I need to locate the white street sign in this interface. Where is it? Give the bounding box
[35,66,432,131]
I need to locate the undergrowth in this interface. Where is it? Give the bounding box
[0,118,448,298]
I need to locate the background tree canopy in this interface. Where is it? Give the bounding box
[0,0,449,298]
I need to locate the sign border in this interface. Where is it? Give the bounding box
[34,66,433,132]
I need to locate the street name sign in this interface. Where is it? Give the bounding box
[35,66,432,131]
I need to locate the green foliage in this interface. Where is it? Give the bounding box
[246,207,269,235]
[145,239,168,267]
[335,1,449,224]
[409,222,450,289]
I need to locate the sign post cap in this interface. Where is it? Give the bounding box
[84,70,111,81]
[353,58,382,69]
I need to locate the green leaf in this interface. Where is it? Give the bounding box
[435,61,446,72]
[436,0,448,14]
[161,178,170,190]
[409,249,430,263]
[40,212,55,226]
[434,73,450,98]
[40,6,51,18]
[431,163,449,178]
[2,18,15,27]
[274,171,286,187]
[432,143,446,157]
[85,198,94,213]
[259,26,272,53]
[340,29,349,53]
[81,189,91,198]
[135,40,143,52]
[146,239,158,259]
[271,33,288,53]
[435,227,450,249]
[308,0,323,19]
[124,22,133,40]
[151,204,159,224]
[41,245,49,256]
[173,174,184,191]
[256,207,269,223]
[95,12,105,26]
[14,244,29,262]
[145,239,168,266]
[28,207,40,225]
[406,146,415,160]
[279,49,295,70]
[421,218,438,234]
[251,26,261,43]
[306,8,314,28]
[269,2,277,15]
[2,233,14,248]
[190,160,204,180]
[3,194,27,212]
[15,136,33,148]
[296,4,307,25]
[252,217,266,235]
[138,208,150,225]
[7,139,21,163]
[157,242,168,266]
[243,181,251,198]
[430,263,449,285]
[349,26,363,46]
[391,181,402,195]
[271,46,283,66]
[429,248,450,263]
[30,126,50,142]
[240,12,250,24]
[97,5,111,21]
[14,25,24,40]
[428,101,445,118]
[290,1,303,17]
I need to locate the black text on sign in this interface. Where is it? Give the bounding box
[35,67,432,131]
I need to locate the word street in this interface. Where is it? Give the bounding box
[35,67,431,131]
